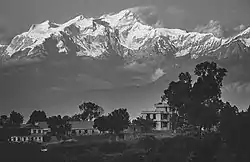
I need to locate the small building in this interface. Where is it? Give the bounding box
[69,121,100,136]
[8,122,51,143]
[141,102,172,131]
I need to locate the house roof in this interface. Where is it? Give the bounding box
[141,111,167,114]
[20,123,35,128]
[20,122,49,129]
[20,123,41,129]
[36,122,49,129]
[69,121,94,130]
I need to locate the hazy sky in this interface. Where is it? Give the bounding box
[1,0,250,40]
[1,0,250,121]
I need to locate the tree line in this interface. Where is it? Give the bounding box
[0,102,135,138]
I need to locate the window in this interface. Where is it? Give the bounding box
[153,114,156,119]
[146,114,150,119]
[38,129,41,134]
[85,130,88,134]
[162,114,168,120]
[79,130,81,134]
[162,122,168,128]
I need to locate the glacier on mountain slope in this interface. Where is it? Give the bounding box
[0,7,250,65]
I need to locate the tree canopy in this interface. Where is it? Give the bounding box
[79,101,104,121]
[108,108,130,134]
[27,110,47,124]
[162,61,227,131]
[8,111,24,127]
[93,115,110,133]
[93,108,130,135]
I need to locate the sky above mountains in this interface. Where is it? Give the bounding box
[1,0,250,121]
[1,0,250,42]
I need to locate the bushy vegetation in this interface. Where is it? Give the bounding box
[1,131,250,162]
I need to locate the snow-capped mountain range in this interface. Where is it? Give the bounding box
[1,8,250,66]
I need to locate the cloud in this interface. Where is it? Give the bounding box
[165,6,185,15]
[223,82,250,94]
[234,24,246,32]
[151,68,165,82]
[129,6,164,28]
[163,6,186,28]
[0,16,16,45]
[123,62,150,73]
[193,20,225,38]
[50,86,65,91]
[75,73,114,89]
[192,20,249,38]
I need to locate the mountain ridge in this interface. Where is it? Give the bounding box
[1,7,250,67]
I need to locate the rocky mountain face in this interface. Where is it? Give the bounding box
[1,8,250,68]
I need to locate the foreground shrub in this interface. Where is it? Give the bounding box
[136,135,159,152]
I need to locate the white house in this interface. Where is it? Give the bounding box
[141,102,172,130]
[9,122,51,143]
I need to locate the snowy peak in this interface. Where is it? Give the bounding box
[1,7,250,66]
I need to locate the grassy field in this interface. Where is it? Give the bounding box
[1,131,244,162]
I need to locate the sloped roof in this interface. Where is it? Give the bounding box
[36,122,49,129]
[69,121,94,130]
[20,123,38,128]
[21,122,49,129]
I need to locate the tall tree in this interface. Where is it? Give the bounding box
[9,111,24,127]
[161,61,227,132]
[108,108,130,134]
[190,61,227,130]
[162,72,192,119]
[79,102,104,121]
[27,110,47,124]
[192,61,227,102]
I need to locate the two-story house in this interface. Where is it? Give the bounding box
[9,122,51,143]
[141,102,172,131]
